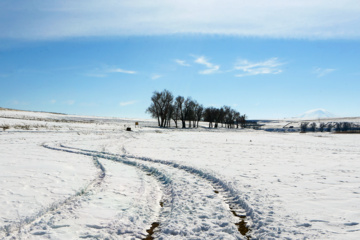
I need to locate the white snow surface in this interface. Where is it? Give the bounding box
[1,109,360,239]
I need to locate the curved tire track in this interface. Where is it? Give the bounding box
[43,143,174,239]
[0,155,106,239]
[57,144,254,239]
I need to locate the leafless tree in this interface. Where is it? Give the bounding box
[300,122,309,133]
[203,107,216,128]
[146,89,174,128]
[309,122,316,132]
[183,97,195,128]
[327,123,333,132]
[194,103,204,128]
[319,123,326,132]
[174,96,187,128]
[334,122,341,132]
[171,101,181,128]
[239,114,247,128]
[234,111,241,128]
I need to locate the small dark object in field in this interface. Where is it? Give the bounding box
[126,127,131,131]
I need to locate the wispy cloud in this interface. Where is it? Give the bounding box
[313,67,336,77]
[175,59,191,67]
[85,66,137,78]
[50,99,56,104]
[109,68,137,74]
[194,56,220,75]
[119,100,137,106]
[234,57,284,77]
[1,1,360,40]
[151,74,162,80]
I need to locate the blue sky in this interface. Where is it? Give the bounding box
[1,0,360,119]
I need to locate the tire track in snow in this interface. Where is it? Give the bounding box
[43,143,174,239]
[0,154,106,239]
[58,144,254,239]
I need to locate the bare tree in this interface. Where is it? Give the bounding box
[171,101,181,128]
[309,122,316,132]
[300,122,309,133]
[234,111,241,128]
[334,122,341,132]
[327,123,333,132]
[175,96,186,128]
[183,97,195,128]
[239,114,247,128]
[146,92,161,126]
[194,103,204,128]
[203,107,216,128]
[166,104,174,128]
[146,89,173,128]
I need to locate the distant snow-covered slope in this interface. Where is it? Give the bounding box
[299,109,337,119]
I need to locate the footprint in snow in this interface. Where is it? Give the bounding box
[297,223,312,227]
[344,222,359,226]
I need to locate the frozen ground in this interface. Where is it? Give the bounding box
[1,109,360,239]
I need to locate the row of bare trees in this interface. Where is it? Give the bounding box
[146,89,247,128]
[300,122,360,133]
[203,106,246,129]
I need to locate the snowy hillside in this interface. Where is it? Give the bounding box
[1,109,360,239]
[299,108,337,119]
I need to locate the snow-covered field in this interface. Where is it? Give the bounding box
[1,109,360,239]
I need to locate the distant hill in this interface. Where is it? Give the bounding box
[299,109,337,119]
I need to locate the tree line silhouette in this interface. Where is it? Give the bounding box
[146,89,247,128]
[300,121,360,133]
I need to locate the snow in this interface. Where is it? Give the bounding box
[1,109,360,239]
[298,109,337,119]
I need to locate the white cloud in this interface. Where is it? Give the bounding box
[2,1,360,40]
[109,68,137,74]
[234,57,284,77]
[85,66,136,78]
[151,74,162,80]
[313,67,336,77]
[50,99,56,104]
[175,59,190,67]
[119,100,137,107]
[194,56,220,74]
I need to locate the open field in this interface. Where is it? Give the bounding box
[1,109,360,239]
